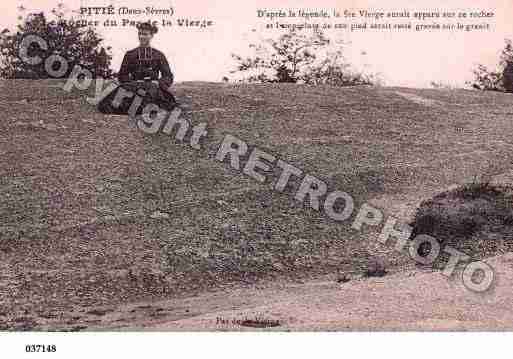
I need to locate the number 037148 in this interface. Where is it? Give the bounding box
[25,344,57,353]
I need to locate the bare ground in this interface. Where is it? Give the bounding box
[1,80,512,330]
[147,253,513,331]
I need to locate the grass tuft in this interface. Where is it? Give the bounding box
[410,182,513,259]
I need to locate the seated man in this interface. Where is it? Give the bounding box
[98,21,177,115]
[504,60,513,93]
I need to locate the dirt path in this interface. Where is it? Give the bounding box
[63,252,509,331]
[69,168,513,332]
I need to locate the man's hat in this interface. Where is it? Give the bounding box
[137,21,158,34]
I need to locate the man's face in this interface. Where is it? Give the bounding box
[138,29,153,47]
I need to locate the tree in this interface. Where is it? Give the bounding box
[468,39,513,91]
[230,29,328,83]
[302,49,373,86]
[0,4,113,79]
[230,29,374,86]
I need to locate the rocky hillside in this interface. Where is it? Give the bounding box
[1,79,512,330]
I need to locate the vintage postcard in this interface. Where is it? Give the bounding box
[0,0,512,357]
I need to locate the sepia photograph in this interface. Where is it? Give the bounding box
[0,0,512,357]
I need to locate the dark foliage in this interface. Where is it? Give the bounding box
[230,29,374,86]
[0,5,113,79]
[468,39,513,92]
[411,182,513,244]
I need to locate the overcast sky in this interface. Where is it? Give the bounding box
[2,0,512,87]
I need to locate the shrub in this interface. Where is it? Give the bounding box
[468,39,513,92]
[410,182,513,254]
[230,29,375,86]
[0,5,113,79]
